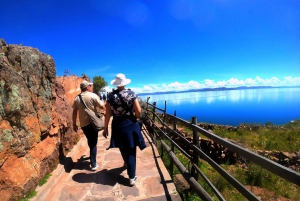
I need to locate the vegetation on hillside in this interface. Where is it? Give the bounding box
[210,120,300,152]
[140,101,300,201]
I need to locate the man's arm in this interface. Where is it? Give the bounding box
[72,108,78,132]
[102,103,112,138]
[95,95,105,109]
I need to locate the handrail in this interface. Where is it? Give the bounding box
[164,113,300,186]
[160,140,214,201]
[147,112,260,200]
[142,98,300,200]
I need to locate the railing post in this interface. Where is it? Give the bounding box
[160,101,167,160]
[152,102,157,145]
[169,110,176,179]
[191,116,199,180]
[146,97,150,117]
[173,110,177,132]
[162,100,167,131]
[160,113,164,159]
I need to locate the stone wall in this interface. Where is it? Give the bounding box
[0,39,83,201]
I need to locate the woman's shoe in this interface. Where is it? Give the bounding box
[91,163,98,171]
[129,176,137,186]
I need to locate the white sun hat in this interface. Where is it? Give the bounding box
[110,73,131,87]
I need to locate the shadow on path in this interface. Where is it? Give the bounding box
[60,155,91,173]
[142,127,174,201]
[72,166,130,186]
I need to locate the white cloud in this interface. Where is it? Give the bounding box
[168,81,182,89]
[255,76,265,84]
[282,76,300,85]
[244,78,256,85]
[227,78,245,86]
[187,80,202,88]
[104,76,300,94]
[216,80,227,87]
[143,85,153,91]
[161,84,168,90]
[204,79,216,87]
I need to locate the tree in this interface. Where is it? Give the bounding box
[63,69,70,77]
[93,76,107,95]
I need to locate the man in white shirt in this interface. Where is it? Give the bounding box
[72,80,104,171]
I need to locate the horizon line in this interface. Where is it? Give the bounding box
[136,85,300,96]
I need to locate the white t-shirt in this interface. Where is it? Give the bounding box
[73,91,104,127]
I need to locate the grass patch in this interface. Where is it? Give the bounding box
[18,173,52,201]
[211,120,300,152]
[39,173,52,186]
[19,190,37,201]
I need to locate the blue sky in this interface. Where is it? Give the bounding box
[1,0,300,93]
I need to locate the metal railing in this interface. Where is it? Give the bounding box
[141,97,300,200]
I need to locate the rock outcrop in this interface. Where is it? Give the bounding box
[0,39,83,201]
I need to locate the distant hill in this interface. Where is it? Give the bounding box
[137,85,300,96]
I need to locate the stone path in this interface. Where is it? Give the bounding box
[32,120,182,201]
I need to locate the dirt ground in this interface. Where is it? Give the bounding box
[245,186,297,201]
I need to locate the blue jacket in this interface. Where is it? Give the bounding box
[109,117,146,150]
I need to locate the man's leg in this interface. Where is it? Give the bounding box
[82,124,98,168]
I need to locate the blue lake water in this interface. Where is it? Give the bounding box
[138,88,300,126]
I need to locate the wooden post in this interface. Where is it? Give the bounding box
[146,97,154,141]
[173,110,177,132]
[146,97,150,117]
[169,110,176,178]
[152,102,157,145]
[162,100,167,131]
[160,101,167,159]
[191,116,199,180]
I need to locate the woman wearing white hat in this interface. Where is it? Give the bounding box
[103,73,146,186]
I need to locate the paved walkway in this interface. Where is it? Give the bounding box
[32,120,182,201]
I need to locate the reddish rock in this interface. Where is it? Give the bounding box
[0,39,83,201]
[56,76,82,106]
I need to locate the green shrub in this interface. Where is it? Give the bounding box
[213,175,231,192]
[245,163,265,186]
[19,190,37,201]
[265,140,279,150]
[39,173,52,186]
